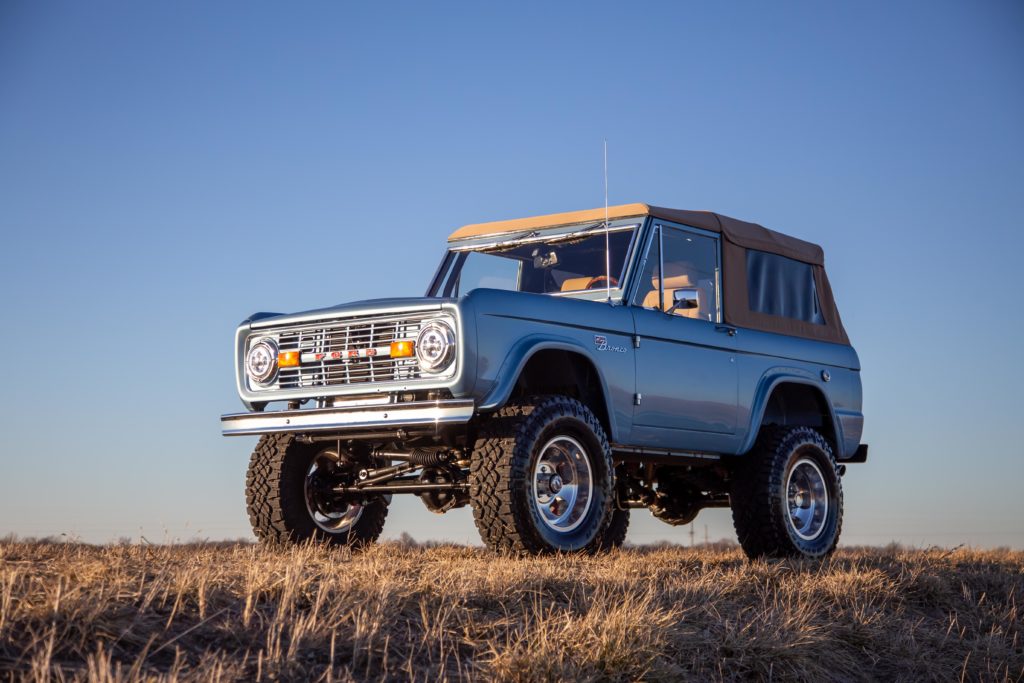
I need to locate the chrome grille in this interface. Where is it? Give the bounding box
[271,314,429,389]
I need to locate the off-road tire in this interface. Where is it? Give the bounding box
[245,434,388,548]
[730,426,843,560]
[598,508,630,550]
[469,396,615,554]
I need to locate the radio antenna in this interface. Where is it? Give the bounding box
[603,139,611,302]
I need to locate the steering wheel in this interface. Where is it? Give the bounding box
[585,275,619,290]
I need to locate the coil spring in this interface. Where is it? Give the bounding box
[408,450,451,467]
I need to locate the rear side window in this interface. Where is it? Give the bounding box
[746,250,824,324]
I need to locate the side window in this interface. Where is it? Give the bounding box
[632,225,721,322]
[746,250,824,324]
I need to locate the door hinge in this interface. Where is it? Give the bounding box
[633,335,641,348]
[633,393,642,406]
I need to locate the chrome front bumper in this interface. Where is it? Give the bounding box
[221,399,475,437]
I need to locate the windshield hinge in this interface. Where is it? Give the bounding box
[633,335,641,348]
[633,393,642,406]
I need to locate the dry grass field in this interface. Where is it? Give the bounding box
[0,540,1021,682]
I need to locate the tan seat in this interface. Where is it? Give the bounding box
[560,276,595,292]
[641,274,713,320]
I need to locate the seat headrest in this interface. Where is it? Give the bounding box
[650,274,695,290]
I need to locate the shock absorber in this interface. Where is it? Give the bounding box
[374,450,453,467]
[354,450,455,487]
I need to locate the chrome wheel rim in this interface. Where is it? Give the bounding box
[532,435,593,533]
[786,456,829,541]
[304,451,363,534]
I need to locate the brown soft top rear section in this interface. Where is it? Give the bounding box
[449,203,847,344]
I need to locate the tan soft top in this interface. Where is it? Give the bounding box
[448,203,824,266]
[449,202,847,344]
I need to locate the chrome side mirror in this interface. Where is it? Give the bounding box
[668,288,700,313]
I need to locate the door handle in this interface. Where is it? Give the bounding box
[715,325,737,337]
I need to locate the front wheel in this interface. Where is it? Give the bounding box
[730,426,843,559]
[245,434,389,548]
[470,396,616,554]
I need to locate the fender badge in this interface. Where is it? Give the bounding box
[594,334,627,353]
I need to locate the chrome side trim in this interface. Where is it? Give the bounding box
[221,399,475,437]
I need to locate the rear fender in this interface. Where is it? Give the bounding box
[740,371,843,456]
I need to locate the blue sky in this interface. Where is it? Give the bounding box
[1,1,1022,547]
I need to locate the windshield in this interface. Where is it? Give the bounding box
[431,224,637,299]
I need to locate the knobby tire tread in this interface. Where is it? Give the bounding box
[245,434,388,548]
[730,426,842,559]
[469,396,615,554]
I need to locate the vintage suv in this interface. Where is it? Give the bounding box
[222,203,867,559]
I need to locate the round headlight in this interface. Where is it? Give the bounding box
[415,321,455,373]
[246,338,278,385]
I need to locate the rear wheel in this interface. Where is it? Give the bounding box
[245,434,388,547]
[730,426,843,559]
[470,396,616,554]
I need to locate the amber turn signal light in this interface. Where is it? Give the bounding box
[278,351,300,367]
[390,340,415,358]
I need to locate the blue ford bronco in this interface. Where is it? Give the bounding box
[222,203,866,559]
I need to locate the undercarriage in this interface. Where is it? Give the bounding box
[302,441,472,514]
[238,396,845,559]
[295,432,733,521]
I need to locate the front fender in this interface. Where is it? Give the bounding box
[478,335,621,439]
[739,369,844,456]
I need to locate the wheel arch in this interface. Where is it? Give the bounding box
[478,339,618,441]
[741,374,843,456]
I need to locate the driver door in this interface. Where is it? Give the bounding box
[630,222,739,453]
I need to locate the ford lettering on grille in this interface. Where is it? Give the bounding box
[270,314,427,389]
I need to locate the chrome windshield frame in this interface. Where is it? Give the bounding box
[430,220,642,300]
